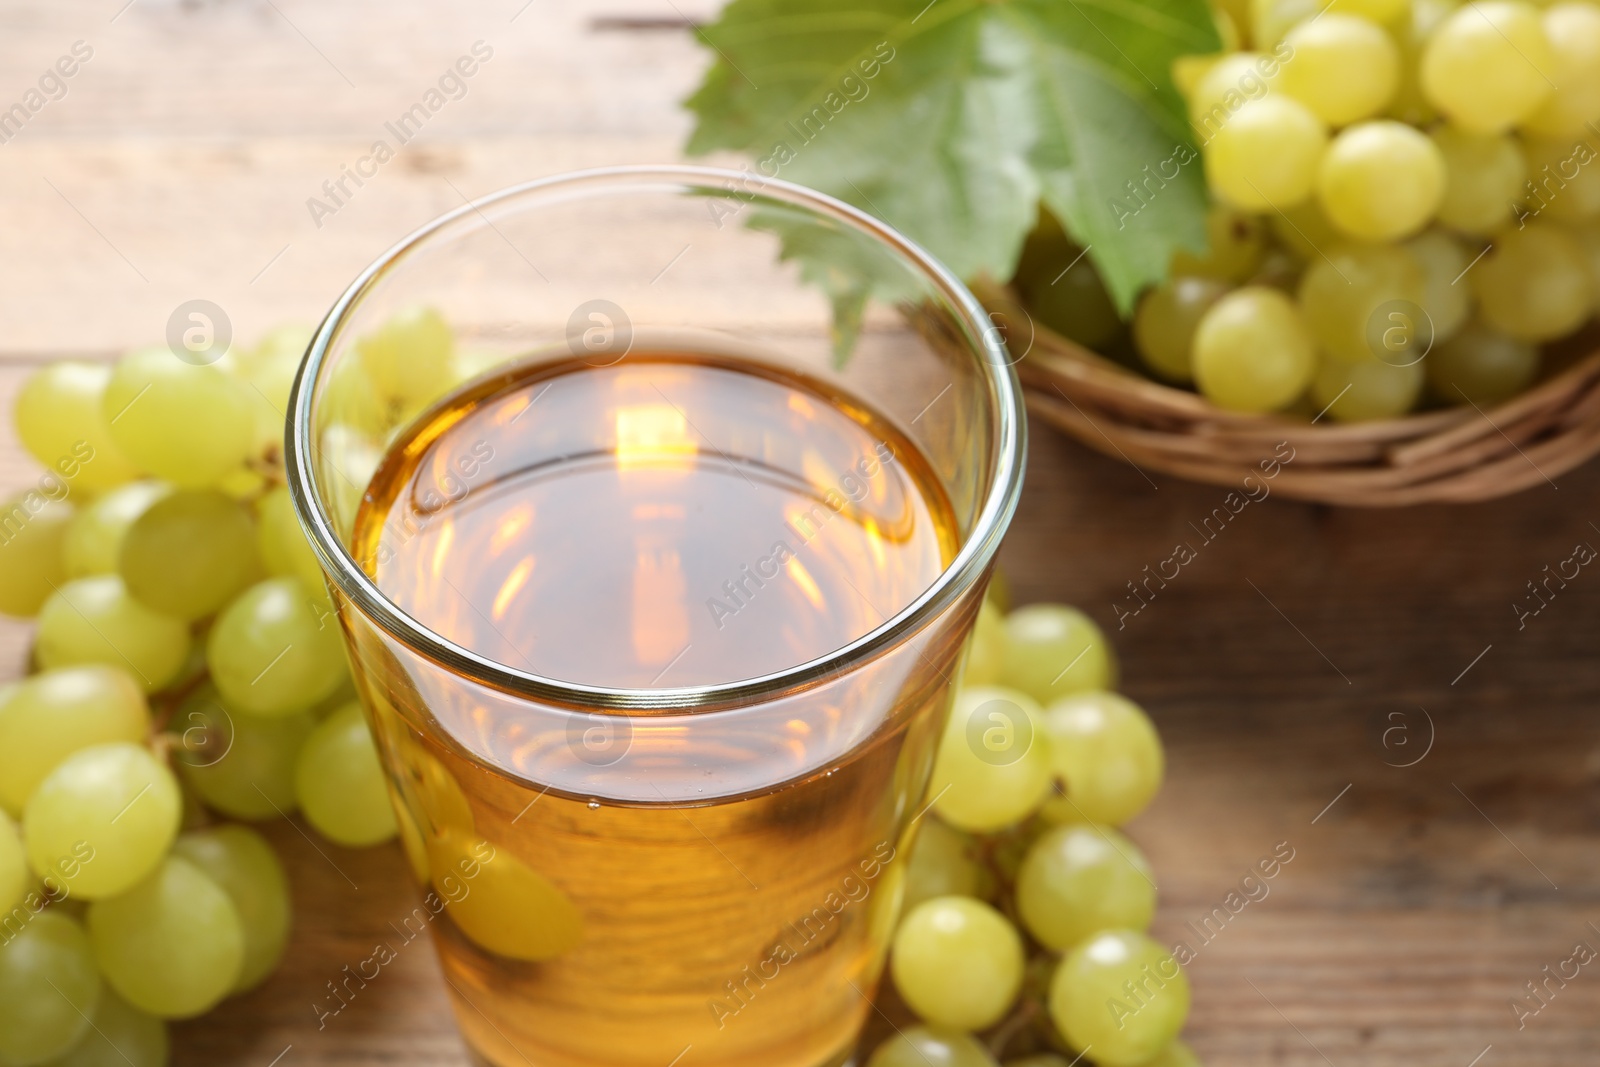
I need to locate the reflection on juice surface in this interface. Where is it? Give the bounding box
[347,353,973,1067]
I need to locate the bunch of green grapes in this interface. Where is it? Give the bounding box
[866,593,1197,1067]
[1017,0,1600,422]
[0,319,436,1065]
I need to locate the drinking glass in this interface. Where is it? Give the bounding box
[286,165,1026,1067]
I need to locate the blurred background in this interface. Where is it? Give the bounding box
[0,1,1598,1064]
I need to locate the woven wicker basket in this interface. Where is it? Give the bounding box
[973,282,1600,507]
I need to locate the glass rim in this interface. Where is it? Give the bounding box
[285,163,1027,712]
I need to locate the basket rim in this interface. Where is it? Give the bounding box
[975,281,1600,506]
[982,279,1600,437]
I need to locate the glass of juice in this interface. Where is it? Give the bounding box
[285,165,1025,1067]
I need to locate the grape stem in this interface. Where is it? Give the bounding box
[985,994,1041,1059]
[247,449,289,489]
[974,825,1026,923]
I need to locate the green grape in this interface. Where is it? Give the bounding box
[1297,243,1426,362]
[1133,276,1230,383]
[1268,198,1344,263]
[295,702,397,847]
[62,481,170,578]
[44,988,167,1067]
[963,599,1007,687]
[7,860,53,920]
[388,727,473,843]
[1002,604,1116,704]
[311,675,358,720]
[1169,206,1268,283]
[208,577,346,716]
[1523,2,1600,137]
[1187,52,1281,139]
[232,325,312,456]
[173,688,314,821]
[357,306,456,407]
[14,362,141,494]
[1311,356,1425,421]
[0,911,101,1066]
[1572,222,1600,305]
[928,687,1053,833]
[116,490,260,622]
[1421,1,1555,133]
[0,666,150,817]
[172,826,291,993]
[0,810,24,913]
[1191,287,1316,411]
[891,897,1024,1031]
[1040,692,1164,826]
[256,485,325,592]
[1049,930,1190,1067]
[1173,53,1219,108]
[103,347,255,489]
[1316,121,1444,241]
[1204,96,1329,211]
[87,854,244,1018]
[1406,230,1472,343]
[1278,14,1400,125]
[1471,223,1595,341]
[24,742,180,900]
[904,817,986,914]
[1426,321,1541,404]
[0,492,73,618]
[431,832,582,960]
[1210,0,1248,46]
[1325,0,1409,23]
[35,577,190,694]
[986,568,1011,613]
[1251,0,1322,50]
[866,1028,1000,1067]
[1430,128,1526,234]
[319,423,386,530]
[1004,1058,1071,1067]
[323,358,400,438]
[1521,135,1600,222]
[1016,824,1156,951]
[215,467,269,502]
[1014,207,1076,282]
[1022,251,1124,352]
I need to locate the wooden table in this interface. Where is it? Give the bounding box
[2,2,1597,1064]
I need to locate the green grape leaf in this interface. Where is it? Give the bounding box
[746,202,925,364]
[684,0,1220,317]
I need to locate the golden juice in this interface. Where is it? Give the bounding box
[347,351,969,1067]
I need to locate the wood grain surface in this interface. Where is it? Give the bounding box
[1,2,1597,1065]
